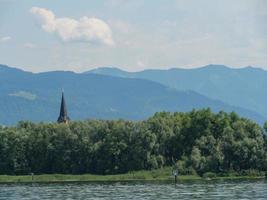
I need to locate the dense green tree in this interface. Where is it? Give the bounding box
[0,109,266,175]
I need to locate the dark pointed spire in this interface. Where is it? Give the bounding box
[57,91,70,123]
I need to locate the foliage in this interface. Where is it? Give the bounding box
[202,172,216,179]
[0,109,266,175]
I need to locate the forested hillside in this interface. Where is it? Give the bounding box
[89,65,267,120]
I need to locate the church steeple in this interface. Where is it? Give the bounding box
[57,91,70,124]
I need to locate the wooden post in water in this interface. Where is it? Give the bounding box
[31,172,34,182]
[172,168,178,185]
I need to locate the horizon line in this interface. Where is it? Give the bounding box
[0,63,266,74]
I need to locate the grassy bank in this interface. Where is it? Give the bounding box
[0,168,265,183]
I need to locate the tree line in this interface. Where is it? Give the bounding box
[0,108,266,175]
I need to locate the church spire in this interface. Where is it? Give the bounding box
[57,91,70,124]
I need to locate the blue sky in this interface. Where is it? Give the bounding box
[0,0,266,72]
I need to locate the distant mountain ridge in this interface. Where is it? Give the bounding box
[88,65,267,122]
[0,64,264,125]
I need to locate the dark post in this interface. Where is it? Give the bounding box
[31,173,34,182]
[172,168,178,185]
[31,172,34,182]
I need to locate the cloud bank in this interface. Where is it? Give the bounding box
[30,7,114,46]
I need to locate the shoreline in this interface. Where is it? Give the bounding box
[0,170,265,183]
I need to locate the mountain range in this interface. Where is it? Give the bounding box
[0,64,265,125]
[89,65,267,124]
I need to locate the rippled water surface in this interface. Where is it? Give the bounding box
[0,180,266,199]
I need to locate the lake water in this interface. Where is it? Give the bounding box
[0,180,266,199]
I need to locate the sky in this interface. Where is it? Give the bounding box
[0,0,267,72]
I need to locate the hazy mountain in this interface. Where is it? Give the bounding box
[88,65,267,122]
[0,64,264,125]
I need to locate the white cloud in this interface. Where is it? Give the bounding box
[30,7,114,46]
[0,36,11,43]
[109,20,132,34]
[24,42,36,48]
[137,60,146,68]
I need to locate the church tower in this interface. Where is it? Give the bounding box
[57,92,70,124]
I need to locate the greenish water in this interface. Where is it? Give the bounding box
[0,180,266,199]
